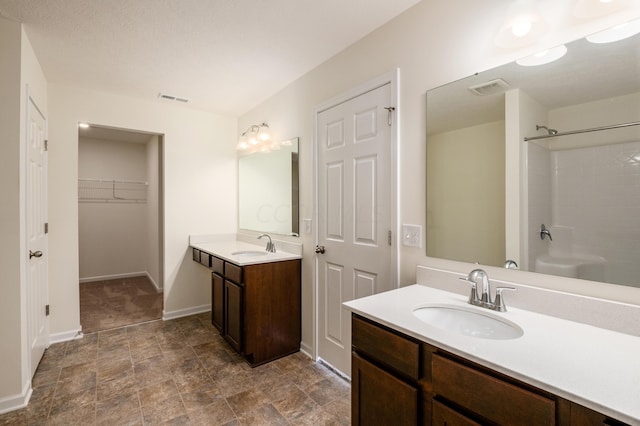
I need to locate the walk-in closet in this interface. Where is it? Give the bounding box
[77,125,163,333]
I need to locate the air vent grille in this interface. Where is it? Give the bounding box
[158,93,189,103]
[468,78,510,96]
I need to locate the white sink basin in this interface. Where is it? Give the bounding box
[413,304,523,340]
[231,250,268,257]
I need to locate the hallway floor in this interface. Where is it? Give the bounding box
[0,312,351,425]
[80,276,163,333]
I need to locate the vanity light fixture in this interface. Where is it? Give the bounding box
[78,122,90,129]
[237,122,274,152]
[586,17,640,43]
[516,44,567,66]
[494,0,548,48]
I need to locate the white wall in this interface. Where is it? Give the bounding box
[78,137,149,281]
[238,1,640,352]
[0,17,26,411]
[48,85,237,336]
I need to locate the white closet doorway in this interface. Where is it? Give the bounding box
[77,125,164,333]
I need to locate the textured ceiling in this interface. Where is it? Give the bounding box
[0,0,421,116]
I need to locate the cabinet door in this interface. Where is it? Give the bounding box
[352,352,418,425]
[224,280,244,352]
[211,273,224,331]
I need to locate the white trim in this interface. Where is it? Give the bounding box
[312,69,400,360]
[80,271,149,283]
[162,304,211,321]
[79,271,162,291]
[299,341,313,359]
[49,328,83,344]
[0,381,32,415]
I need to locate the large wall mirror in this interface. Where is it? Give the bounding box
[426,22,640,290]
[238,137,299,236]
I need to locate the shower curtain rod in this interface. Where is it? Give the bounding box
[523,120,640,141]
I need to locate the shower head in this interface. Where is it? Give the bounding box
[536,125,558,135]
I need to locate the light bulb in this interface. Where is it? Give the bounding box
[512,20,532,37]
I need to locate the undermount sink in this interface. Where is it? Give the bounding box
[231,250,268,257]
[413,304,523,340]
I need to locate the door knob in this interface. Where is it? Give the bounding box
[315,245,326,254]
[29,250,43,259]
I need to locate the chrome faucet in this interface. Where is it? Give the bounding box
[459,269,515,312]
[257,233,276,253]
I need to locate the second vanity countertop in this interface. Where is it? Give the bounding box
[190,235,302,266]
[344,284,640,424]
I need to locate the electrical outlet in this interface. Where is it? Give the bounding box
[402,224,422,248]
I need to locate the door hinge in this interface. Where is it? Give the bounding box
[44,223,49,234]
[45,305,50,316]
[388,230,392,246]
[44,139,48,151]
[384,106,395,126]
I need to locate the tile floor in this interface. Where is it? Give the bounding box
[0,312,351,425]
[80,276,163,333]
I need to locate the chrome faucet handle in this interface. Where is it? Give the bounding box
[493,287,516,312]
[458,277,479,305]
[540,224,553,241]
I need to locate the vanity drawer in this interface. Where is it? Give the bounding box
[432,399,481,426]
[210,256,224,275]
[199,251,211,268]
[225,262,243,283]
[432,354,555,425]
[192,248,200,262]
[352,315,420,380]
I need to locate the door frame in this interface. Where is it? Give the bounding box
[312,69,400,361]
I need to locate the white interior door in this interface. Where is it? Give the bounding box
[27,94,49,377]
[316,82,395,376]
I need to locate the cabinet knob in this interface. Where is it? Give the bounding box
[315,245,326,254]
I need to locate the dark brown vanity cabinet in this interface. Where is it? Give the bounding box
[351,313,628,426]
[192,248,301,366]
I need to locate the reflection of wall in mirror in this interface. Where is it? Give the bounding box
[426,120,505,266]
[526,91,640,287]
[238,145,295,235]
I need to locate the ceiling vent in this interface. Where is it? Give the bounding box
[158,93,189,103]
[468,78,511,96]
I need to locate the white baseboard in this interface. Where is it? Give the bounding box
[80,271,148,283]
[0,381,31,415]
[162,304,211,321]
[49,327,83,344]
[79,271,163,292]
[299,341,313,359]
[145,272,162,292]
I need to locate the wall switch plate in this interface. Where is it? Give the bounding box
[304,218,312,235]
[402,224,422,248]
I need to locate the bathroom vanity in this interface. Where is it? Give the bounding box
[190,235,302,366]
[345,266,640,425]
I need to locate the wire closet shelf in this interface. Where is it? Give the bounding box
[78,178,148,203]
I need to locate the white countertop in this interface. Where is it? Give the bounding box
[190,234,302,266]
[344,284,640,424]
